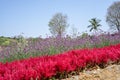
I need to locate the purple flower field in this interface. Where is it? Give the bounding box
[0,32,120,62]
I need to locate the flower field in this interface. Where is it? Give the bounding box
[0,43,120,80]
[1,32,120,63]
[1,0,120,79]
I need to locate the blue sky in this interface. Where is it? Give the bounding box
[0,0,118,38]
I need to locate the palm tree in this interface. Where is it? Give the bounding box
[88,18,101,33]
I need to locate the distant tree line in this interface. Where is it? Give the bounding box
[48,1,120,37]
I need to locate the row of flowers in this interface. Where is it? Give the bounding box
[0,44,120,80]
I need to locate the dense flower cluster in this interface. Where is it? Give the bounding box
[0,44,120,80]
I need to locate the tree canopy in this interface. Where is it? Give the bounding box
[106,1,120,32]
[48,13,69,37]
[88,18,101,32]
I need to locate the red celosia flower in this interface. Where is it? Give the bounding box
[0,43,120,79]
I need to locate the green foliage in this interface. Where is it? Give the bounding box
[48,46,59,55]
[0,35,30,63]
[49,77,56,80]
[0,36,18,47]
[88,18,101,33]
[1,40,10,46]
[1,52,32,63]
[16,35,28,53]
[0,37,10,46]
[81,32,89,38]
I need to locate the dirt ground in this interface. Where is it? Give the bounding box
[62,64,120,80]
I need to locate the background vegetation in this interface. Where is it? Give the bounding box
[0,1,120,63]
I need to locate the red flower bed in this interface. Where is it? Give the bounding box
[0,44,120,80]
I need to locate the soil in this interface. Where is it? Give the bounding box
[62,64,120,80]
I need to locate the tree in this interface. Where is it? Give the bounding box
[71,25,78,38]
[88,18,101,33]
[106,1,120,32]
[48,13,69,37]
